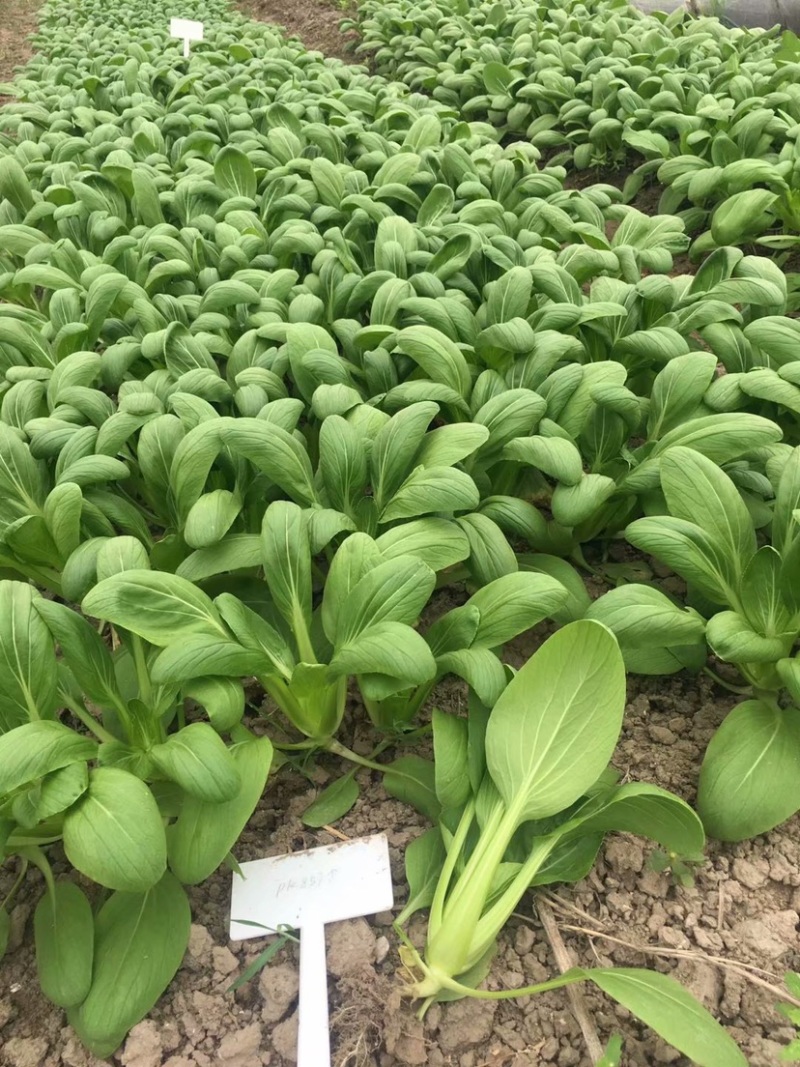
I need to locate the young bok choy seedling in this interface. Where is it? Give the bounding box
[395,621,746,1067]
[0,576,271,1058]
[605,443,800,842]
[81,502,440,747]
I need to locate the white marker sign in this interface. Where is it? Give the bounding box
[170,17,204,58]
[230,835,394,1067]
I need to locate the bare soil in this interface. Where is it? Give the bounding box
[0,0,38,99]
[236,0,359,62]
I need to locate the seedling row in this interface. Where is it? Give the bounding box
[1,0,798,1062]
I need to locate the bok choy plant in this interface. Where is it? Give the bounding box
[81,502,440,745]
[592,444,800,842]
[0,579,272,1057]
[500,365,782,558]
[169,401,505,587]
[361,569,570,730]
[394,620,746,1066]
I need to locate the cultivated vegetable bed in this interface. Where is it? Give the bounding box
[1,0,800,1064]
[353,0,800,252]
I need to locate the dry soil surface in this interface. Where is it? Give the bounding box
[237,0,359,61]
[0,0,38,99]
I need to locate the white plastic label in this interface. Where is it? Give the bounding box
[229,835,394,1067]
[229,834,393,938]
[170,18,204,57]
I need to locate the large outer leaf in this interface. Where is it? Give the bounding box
[371,402,439,512]
[485,621,625,823]
[82,570,227,646]
[571,783,705,856]
[321,533,385,644]
[503,435,583,485]
[0,146,35,212]
[706,610,792,664]
[625,515,738,607]
[383,755,440,822]
[427,233,474,281]
[698,699,800,841]
[426,603,480,658]
[773,446,800,555]
[625,413,782,491]
[167,421,221,520]
[415,424,489,468]
[647,352,717,439]
[0,423,48,518]
[329,621,436,686]
[34,598,121,709]
[484,266,532,325]
[585,585,706,650]
[474,389,547,457]
[0,582,58,730]
[68,873,190,1058]
[182,677,245,734]
[457,513,518,585]
[261,501,313,639]
[518,555,591,624]
[150,724,241,803]
[34,882,94,1008]
[222,418,317,505]
[735,546,790,636]
[659,447,755,575]
[433,708,470,811]
[711,189,777,245]
[588,968,747,1067]
[745,316,800,366]
[483,61,518,95]
[167,733,272,884]
[394,327,471,397]
[151,636,264,684]
[44,481,82,558]
[375,518,470,572]
[529,835,603,888]
[551,473,616,527]
[319,415,368,515]
[63,768,167,892]
[12,762,89,829]
[214,145,257,199]
[184,490,241,550]
[215,594,295,679]
[436,647,507,707]
[380,465,480,522]
[335,555,436,645]
[652,413,781,464]
[176,533,262,582]
[0,720,96,794]
[464,572,568,647]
